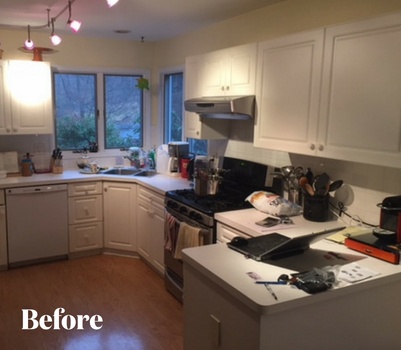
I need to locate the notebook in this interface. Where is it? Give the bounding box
[227,227,345,261]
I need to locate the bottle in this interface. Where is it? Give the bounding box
[21,153,33,177]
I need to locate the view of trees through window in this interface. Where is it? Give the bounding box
[54,73,97,150]
[54,72,144,151]
[105,74,143,149]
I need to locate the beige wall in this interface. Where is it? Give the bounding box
[2,0,401,223]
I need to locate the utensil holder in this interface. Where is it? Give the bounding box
[303,194,330,222]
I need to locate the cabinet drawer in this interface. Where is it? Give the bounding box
[69,222,103,252]
[216,222,250,243]
[68,195,103,224]
[137,186,164,206]
[68,182,102,196]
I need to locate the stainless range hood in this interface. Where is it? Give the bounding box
[184,95,255,120]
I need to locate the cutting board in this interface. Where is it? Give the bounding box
[0,152,19,173]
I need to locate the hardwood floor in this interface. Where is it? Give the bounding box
[0,255,183,350]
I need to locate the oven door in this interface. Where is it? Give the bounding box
[164,208,213,302]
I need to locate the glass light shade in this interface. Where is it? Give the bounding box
[69,20,81,33]
[24,39,34,50]
[107,0,119,8]
[50,34,62,46]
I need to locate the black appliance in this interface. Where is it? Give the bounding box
[164,157,283,302]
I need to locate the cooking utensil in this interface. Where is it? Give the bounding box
[328,180,343,192]
[299,177,315,196]
[314,172,330,196]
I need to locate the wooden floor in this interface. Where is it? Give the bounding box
[0,254,183,350]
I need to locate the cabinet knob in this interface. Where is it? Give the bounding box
[318,144,324,152]
[196,131,200,136]
[104,187,108,192]
[13,128,18,133]
[310,143,316,151]
[226,86,230,91]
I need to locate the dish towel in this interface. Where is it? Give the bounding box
[164,211,177,253]
[174,222,204,260]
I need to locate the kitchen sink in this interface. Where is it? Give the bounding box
[102,168,140,176]
[133,170,157,177]
[101,168,157,177]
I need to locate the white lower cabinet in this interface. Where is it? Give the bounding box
[103,182,137,252]
[137,186,165,274]
[216,222,250,244]
[68,182,103,253]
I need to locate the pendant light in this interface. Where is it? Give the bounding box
[67,0,81,33]
[24,25,34,50]
[50,18,62,46]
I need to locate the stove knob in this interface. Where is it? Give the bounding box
[189,211,202,221]
[167,200,178,209]
[179,206,188,214]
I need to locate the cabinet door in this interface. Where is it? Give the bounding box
[0,62,11,135]
[254,29,324,154]
[4,60,53,135]
[68,195,103,225]
[184,56,230,140]
[185,56,203,139]
[319,13,401,167]
[137,197,151,260]
[0,204,7,267]
[200,49,227,97]
[69,222,103,252]
[150,198,165,275]
[103,182,137,251]
[200,43,257,97]
[226,43,257,96]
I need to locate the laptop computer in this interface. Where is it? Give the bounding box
[227,227,345,261]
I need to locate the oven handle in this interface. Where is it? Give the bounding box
[165,208,211,233]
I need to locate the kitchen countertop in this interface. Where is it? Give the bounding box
[215,208,345,238]
[0,170,191,195]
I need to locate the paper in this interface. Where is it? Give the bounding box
[337,263,380,283]
[326,226,372,244]
[0,152,19,173]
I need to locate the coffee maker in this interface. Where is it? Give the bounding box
[167,142,189,176]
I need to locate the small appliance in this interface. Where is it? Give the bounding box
[167,142,189,176]
[377,195,401,242]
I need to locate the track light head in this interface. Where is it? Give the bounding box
[107,0,119,8]
[67,1,81,33]
[24,25,34,50]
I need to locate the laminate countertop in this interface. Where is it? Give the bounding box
[0,170,191,195]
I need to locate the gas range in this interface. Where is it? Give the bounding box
[165,188,252,227]
[164,157,284,229]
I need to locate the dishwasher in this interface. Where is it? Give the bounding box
[6,184,69,267]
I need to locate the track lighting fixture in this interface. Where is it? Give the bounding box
[50,18,62,46]
[107,0,119,8]
[67,1,81,33]
[24,25,34,50]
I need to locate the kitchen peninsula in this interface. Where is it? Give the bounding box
[183,209,401,350]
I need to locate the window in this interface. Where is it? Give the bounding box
[54,73,97,150]
[54,70,145,151]
[104,74,143,149]
[162,70,208,155]
[163,72,183,142]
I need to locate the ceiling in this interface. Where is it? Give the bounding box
[0,0,285,42]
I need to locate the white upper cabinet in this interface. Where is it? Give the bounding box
[318,13,401,167]
[254,29,324,155]
[0,60,53,135]
[200,43,257,97]
[184,55,230,140]
[254,13,401,168]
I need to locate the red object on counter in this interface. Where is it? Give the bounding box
[181,158,190,179]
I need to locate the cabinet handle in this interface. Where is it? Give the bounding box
[221,86,225,91]
[196,131,200,136]
[318,144,324,152]
[13,128,18,133]
[310,143,316,151]
[104,187,108,192]
[226,86,230,91]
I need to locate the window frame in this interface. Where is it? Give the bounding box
[159,66,185,144]
[51,66,151,158]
